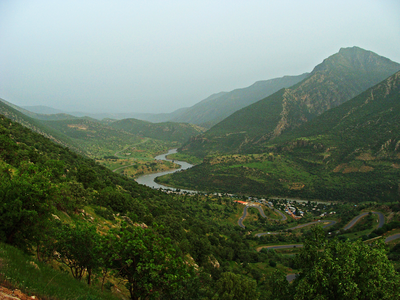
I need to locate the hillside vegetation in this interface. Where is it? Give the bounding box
[1,103,400,299]
[159,71,400,202]
[110,118,206,143]
[180,47,400,157]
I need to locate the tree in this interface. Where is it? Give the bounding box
[52,222,101,285]
[212,272,259,300]
[0,165,54,249]
[291,226,400,299]
[110,224,195,300]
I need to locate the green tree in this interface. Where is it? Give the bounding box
[0,165,54,249]
[292,226,400,299]
[212,272,259,300]
[52,222,101,285]
[110,224,195,300]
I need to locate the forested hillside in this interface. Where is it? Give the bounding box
[1,104,399,299]
[180,47,400,158]
[160,71,400,202]
[0,114,264,299]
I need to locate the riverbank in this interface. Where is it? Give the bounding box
[135,149,196,193]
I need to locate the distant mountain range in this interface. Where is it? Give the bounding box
[20,74,310,127]
[152,73,310,127]
[180,47,400,157]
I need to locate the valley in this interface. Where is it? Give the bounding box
[0,46,399,299]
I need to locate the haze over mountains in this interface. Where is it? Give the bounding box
[2,46,400,164]
[20,73,310,128]
[146,73,310,127]
[180,47,400,157]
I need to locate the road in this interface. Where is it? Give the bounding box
[257,233,399,253]
[255,220,336,237]
[256,211,385,236]
[239,205,287,229]
[238,206,248,228]
[385,233,400,243]
[257,244,303,251]
[343,212,385,230]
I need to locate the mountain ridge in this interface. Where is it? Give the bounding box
[180,46,400,157]
[163,70,400,201]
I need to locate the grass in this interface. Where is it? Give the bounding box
[0,243,121,300]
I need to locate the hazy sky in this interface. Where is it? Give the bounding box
[1,1,399,114]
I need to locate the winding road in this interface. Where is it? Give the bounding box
[343,211,385,230]
[237,203,336,235]
[238,206,249,228]
[256,211,398,254]
[238,204,287,229]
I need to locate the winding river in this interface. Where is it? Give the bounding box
[135,149,196,193]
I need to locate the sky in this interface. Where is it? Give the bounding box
[1,1,399,114]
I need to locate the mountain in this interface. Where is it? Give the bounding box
[21,105,66,115]
[0,98,82,153]
[1,98,144,157]
[148,74,309,127]
[276,70,400,160]
[40,118,144,157]
[14,73,308,126]
[181,47,400,157]
[0,101,78,121]
[161,71,400,201]
[20,103,159,121]
[109,118,206,143]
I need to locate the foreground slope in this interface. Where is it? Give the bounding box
[159,71,400,201]
[181,47,400,157]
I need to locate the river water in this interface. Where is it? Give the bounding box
[135,149,335,203]
[135,149,196,193]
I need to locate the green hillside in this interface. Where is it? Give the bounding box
[168,73,309,127]
[1,105,399,299]
[0,98,82,154]
[158,71,400,202]
[0,99,78,121]
[181,47,400,158]
[41,118,144,157]
[0,113,286,299]
[110,117,206,143]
